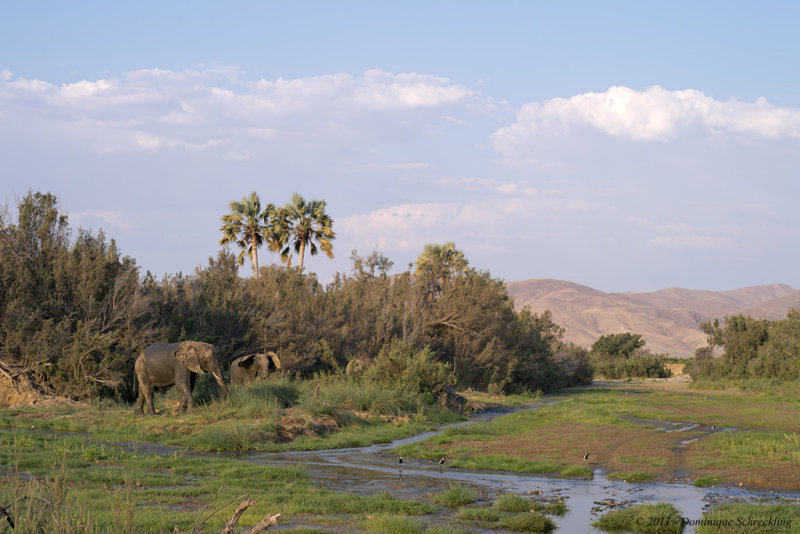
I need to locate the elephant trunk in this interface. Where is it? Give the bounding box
[212,370,229,398]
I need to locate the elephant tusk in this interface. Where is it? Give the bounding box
[212,372,223,382]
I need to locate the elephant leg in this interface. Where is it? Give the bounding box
[175,380,196,412]
[144,384,156,415]
[133,387,144,415]
[134,358,157,415]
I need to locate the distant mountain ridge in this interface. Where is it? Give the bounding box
[505,279,800,357]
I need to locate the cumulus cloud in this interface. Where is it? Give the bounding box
[492,85,800,158]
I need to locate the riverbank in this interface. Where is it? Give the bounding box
[401,380,800,492]
[3,378,800,532]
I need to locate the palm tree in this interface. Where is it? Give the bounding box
[280,193,335,269]
[414,242,469,289]
[219,192,278,278]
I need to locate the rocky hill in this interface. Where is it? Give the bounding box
[506,279,800,357]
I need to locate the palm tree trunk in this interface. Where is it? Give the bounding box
[250,243,259,278]
[297,241,305,269]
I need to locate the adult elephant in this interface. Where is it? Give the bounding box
[230,351,282,384]
[133,341,229,415]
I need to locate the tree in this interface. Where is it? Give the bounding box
[414,242,469,293]
[219,192,280,278]
[280,193,335,269]
[590,333,645,358]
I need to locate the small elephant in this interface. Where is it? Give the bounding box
[134,341,229,415]
[230,352,282,384]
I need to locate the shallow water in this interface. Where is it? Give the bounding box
[249,404,800,533]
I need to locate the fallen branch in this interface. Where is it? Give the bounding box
[243,514,280,534]
[221,497,280,534]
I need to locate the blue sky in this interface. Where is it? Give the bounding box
[2,1,799,291]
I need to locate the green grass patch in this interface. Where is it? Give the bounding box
[361,514,424,534]
[607,471,655,483]
[560,464,593,478]
[457,507,502,522]
[432,484,477,507]
[500,511,556,533]
[496,493,536,512]
[0,427,434,533]
[693,475,722,487]
[696,503,800,534]
[494,493,568,516]
[593,502,682,533]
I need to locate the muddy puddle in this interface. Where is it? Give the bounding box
[249,405,800,533]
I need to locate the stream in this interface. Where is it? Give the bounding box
[248,404,800,533]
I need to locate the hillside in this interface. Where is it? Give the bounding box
[506,280,800,357]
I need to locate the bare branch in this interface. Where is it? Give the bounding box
[243,514,281,534]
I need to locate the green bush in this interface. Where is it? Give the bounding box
[591,349,671,379]
[689,311,800,383]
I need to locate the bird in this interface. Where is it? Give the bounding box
[438,458,445,466]
[711,424,716,431]
[398,456,403,465]
[583,452,590,461]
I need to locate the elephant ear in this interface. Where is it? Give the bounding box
[175,342,203,374]
[237,354,256,368]
[267,351,282,371]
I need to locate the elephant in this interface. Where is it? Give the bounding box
[230,351,282,384]
[345,357,371,378]
[133,341,229,415]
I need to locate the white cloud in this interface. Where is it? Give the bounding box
[648,234,736,249]
[70,210,133,231]
[339,191,613,253]
[496,183,518,194]
[492,86,800,158]
[0,68,478,156]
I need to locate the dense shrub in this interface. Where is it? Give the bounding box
[0,192,153,399]
[0,192,575,400]
[688,311,800,382]
[589,333,670,379]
